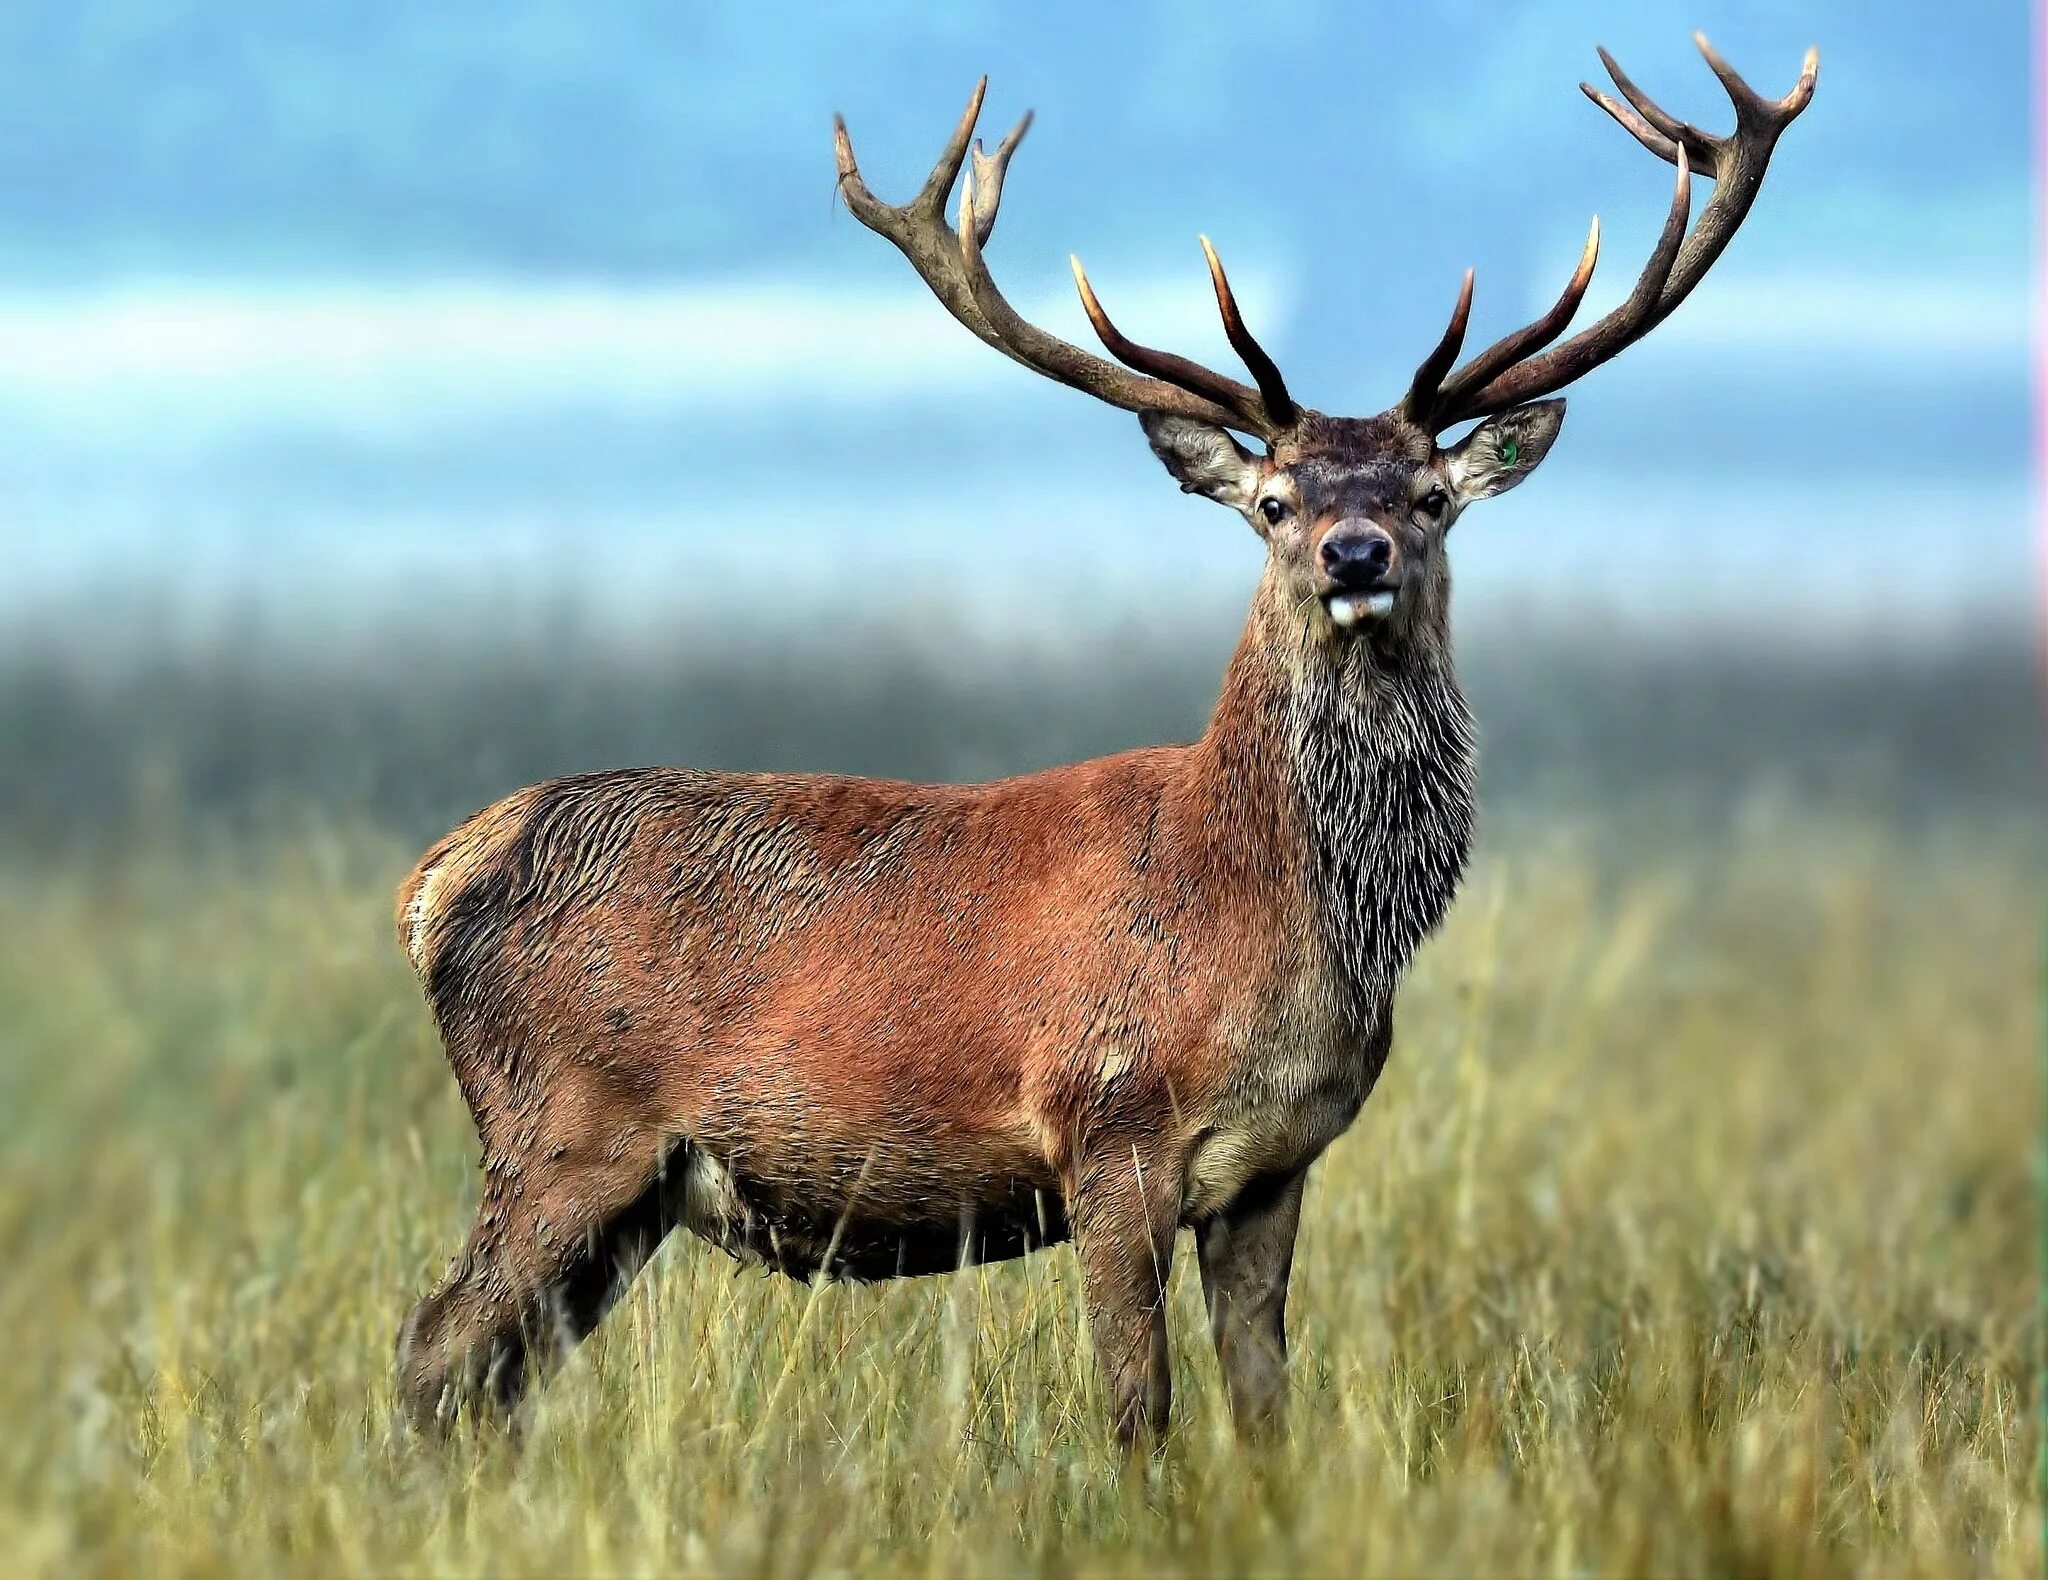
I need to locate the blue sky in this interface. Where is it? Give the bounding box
[0,0,2032,643]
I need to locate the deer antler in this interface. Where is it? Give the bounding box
[835,80,1301,442]
[1403,33,1819,433]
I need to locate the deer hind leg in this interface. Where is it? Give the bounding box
[1068,1140,1183,1452]
[1196,1168,1305,1441]
[395,1131,677,1431]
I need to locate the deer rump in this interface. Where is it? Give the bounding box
[399,759,1279,1285]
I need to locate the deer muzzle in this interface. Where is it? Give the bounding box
[1318,522,1399,628]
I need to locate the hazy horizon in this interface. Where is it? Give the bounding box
[0,2,2031,645]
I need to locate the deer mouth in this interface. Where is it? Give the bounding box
[1325,590,1398,629]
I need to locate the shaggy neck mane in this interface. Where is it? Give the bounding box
[1200,582,1477,1016]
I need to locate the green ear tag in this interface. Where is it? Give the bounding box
[1499,437,1519,467]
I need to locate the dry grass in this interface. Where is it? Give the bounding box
[0,813,2036,1577]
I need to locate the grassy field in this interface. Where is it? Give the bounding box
[1,798,2037,1576]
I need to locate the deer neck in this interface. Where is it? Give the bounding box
[1199,568,1477,1012]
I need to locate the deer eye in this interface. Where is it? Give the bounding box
[1417,486,1450,521]
[1258,497,1289,525]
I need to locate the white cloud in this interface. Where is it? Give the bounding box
[0,270,1291,440]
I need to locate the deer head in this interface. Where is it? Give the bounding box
[835,34,1817,646]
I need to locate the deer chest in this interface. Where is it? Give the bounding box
[1181,972,1393,1221]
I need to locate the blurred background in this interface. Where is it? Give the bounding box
[0,7,2038,1571]
[0,0,2033,844]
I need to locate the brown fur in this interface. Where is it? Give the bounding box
[394,544,1472,1445]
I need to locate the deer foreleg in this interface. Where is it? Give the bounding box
[1068,1140,1181,1452]
[1196,1167,1305,1440]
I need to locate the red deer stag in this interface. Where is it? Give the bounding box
[396,34,1816,1447]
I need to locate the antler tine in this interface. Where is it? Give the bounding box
[953,159,1286,437]
[837,82,1292,435]
[1782,45,1821,118]
[966,111,1033,246]
[1433,147,1689,427]
[1592,47,1719,171]
[1399,270,1473,424]
[1626,146,1693,308]
[1409,38,1816,431]
[831,84,1030,319]
[917,77,986,213]
[1585,37,1817,182]
[834,84,1002,349]
[1431,219,1600,421]
[1581,80,1681,165]
[1199,237,1298,428]
[1696,32,1817,126]
[1066,252,1270,429]
[833,78,983,224]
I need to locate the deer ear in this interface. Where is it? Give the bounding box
[1138,411,1261,510]
[1441,399,1566,503]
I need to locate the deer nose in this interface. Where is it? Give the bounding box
[1319,524,1396,590]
